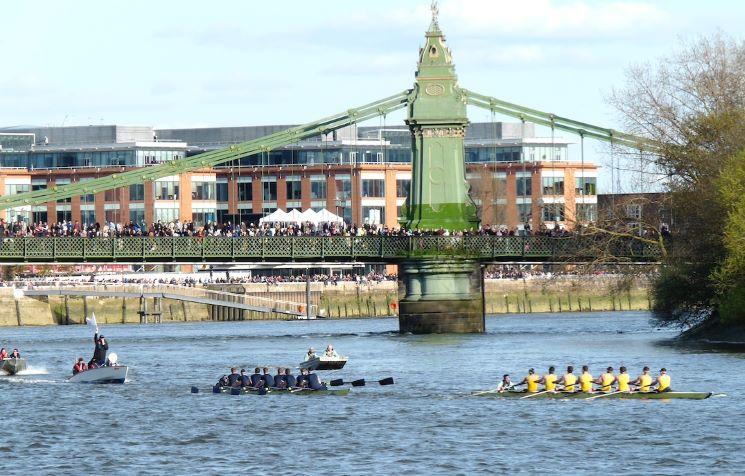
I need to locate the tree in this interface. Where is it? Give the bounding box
[609,34,745,328]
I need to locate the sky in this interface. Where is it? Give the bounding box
[2,0,743,192]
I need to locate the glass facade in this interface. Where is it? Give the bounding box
[129,184,145,201]
[216,182,228,202]
[396,179,410,197]
[154,180,179,200]
[311,179,327,199]
[517,203,532,223]
[542,204,565,222]
[542,177,564,195]
[286,179,302,200]
[516,177,531,196]
[576,203,598,222]
[238,182,252,201]
[129,209,145,224]
[192,208,216,226]
[262,181,277,201]
[192,181,215,200]
[0,149,184,169]
[362,179,385,198]
[575,176,597,195]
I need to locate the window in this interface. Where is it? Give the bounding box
[626,204,642,220]
[31,182,47,192]
[5,184,30,195]
[286,180,302,200]
[542,177,564,195]
[362,179,384,198]
[81,209,95,225]
[362,206,384,225]
[262,181,277,201]
[32,211,48,223]
[396,179,410,197]
[216,182,228,202]
[104,209,121,223]
[192,181,215,200]
[129,209,145,224]
[517,203,532,223]
[104,188,121,202]
[80,178,95,203]
[542,204,565,222]
[154,181,179,200]
[335,177,351,200]
[516,177,532,196]
[192,208,217,226]
[129,184,145,201]
[154,208,178,222]
[575,177,597,195]
[56,179,71,204]
[576,203,598,222]
[311,179,327,199]
[238,182,252,201]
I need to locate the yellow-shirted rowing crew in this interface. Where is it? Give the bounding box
[497,366,672,394]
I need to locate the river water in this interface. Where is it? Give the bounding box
[1,311,743,475]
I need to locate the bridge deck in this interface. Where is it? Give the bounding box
[0,235,660,264]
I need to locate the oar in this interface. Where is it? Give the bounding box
[586,389,628,400]
[330,377,394,387]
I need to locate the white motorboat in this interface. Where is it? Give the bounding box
[69,365,128,384]
[1,358,28,375]
[299,356,348,371]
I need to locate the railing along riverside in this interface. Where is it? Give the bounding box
[0,235,662,263]
[21,282,316,316]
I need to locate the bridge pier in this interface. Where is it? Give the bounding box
[398,260,485,334]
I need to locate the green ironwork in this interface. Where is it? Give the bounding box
[0,236,661,264]
[402,11,479,231]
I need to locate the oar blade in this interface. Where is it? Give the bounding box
[212,385,221,394]
[351,379,366,387]
[191,386,199,394]
[230,387,241,396]
[378,377,394,386]
[330,378,345,387]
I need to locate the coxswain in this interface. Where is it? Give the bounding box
[517,368,540,393]
[239,369,251,387]
[10,348,20,359]
[250,367,263,388]
[539,366,558,392]
[496,374,513,393]
[655,368,672,393]
[92,334,108,366]
[632,366,653,392]
[284,368,297,388]
[556,366,577,392]
[596,367,615,393]
[0,348,7,360]
[72,357,87,375]
[324,345,339,358]
[307,371,326,390]
[227,367,241,387]
[616,366,630,392]
[304,347,317,361]
[261,367,275,388]
[579,365,594,392]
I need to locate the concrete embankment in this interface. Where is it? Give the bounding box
[0,275,651,326]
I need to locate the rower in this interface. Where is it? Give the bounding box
[517,368,540,393]
[324,345,339,358]
[261,367,275,388]
[72,357,87,375]
[579,365,594,392]
[539,366,558,392]
[284,368,297,388]
[655,368,672,393]
[556,366,577,392]
[250,367,263,388]
[240,369,251,387]
[274,368,287,389]
[596,367,616,393]
[10,348,20,359]
[304,347,317,361]
[227,367,241,387]
[307,371,326,390]
[616,366,630,392]
[296,368,310,388]
[496,374,513,393]
[0,348,7,360]
[632,366,653,392]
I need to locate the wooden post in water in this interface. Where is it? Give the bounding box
[305,268,312,320]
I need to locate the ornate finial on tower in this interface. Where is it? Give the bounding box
[429,0,440,32]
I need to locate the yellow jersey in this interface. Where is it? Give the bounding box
[563,373,577,392]
[658,374,671,391]
[638,374,652,392]
[544,374,557,391]
[599,372,615,392]
[616,373,630,392]
[579,373,593,392]
[526,374,540,393]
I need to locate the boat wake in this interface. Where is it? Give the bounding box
[16,366,49,376]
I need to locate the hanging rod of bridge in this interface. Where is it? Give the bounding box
[0,90,412,210]
[462,89,658,151]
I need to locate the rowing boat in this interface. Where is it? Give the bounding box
[210,386,350,396]
[299,356,348,371]
[1,358,27,375]
[474,390,713,400]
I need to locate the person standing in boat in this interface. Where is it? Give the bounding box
[92,334,108,367]
[496,374,513,393]
[556,366,577,392]
[324,345,339,358]
[631,366,653,392]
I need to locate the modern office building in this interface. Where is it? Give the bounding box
[0,121,598,230]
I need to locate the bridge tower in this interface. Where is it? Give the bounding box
[398,4,484,333]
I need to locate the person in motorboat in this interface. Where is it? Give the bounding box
[0,348,7,360]
[304,347,317,361]
[324,345,339,358]
[9,348,20,359]
[516,368,540,393]
[631,366,653,392]
[496,374,513,393]
[250,367,263,388]
[538,366,557,392]
[240,369,251,387]
[655,368,672,393]
[556,366,577,392]
[227,367,241,387]
[261,367,275,388]
[88,359,99,370]
[72,357,88,375]
[92,333,108,367]
[306,371,326,391]
[284,368,297,388]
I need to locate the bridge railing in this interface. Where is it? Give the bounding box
[0,235,662,262]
